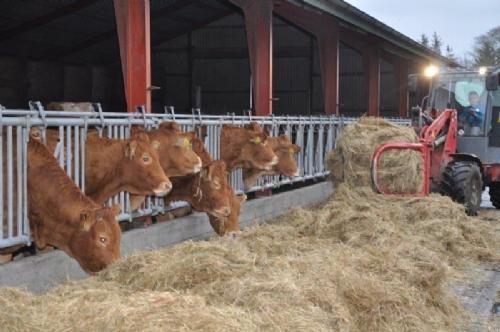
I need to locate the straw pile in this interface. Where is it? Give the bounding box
[0,117,498,331]
[327,117,423,193]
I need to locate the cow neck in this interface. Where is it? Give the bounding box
[166,175,199,204]
[84,136,128,204]
[28,141,98,252]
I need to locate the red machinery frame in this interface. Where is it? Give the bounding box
[372,109,458,195]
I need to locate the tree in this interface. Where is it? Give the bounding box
[472,26,500,66]
[420,33,429,48]
[431,32,442,55]
[445,45,457,62]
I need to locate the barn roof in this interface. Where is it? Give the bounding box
[0,0,456,66]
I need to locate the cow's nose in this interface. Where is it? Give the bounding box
[153,180,172,196]
[193,157,202,173]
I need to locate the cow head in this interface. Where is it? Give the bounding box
[122,128,172,196]
[69,204,121,274]
[191,161,232,218]
[154,122,203,176]
[209,193,246,236]
[241,129,278,170]
[271,135,301,177]
[221,123,278,171]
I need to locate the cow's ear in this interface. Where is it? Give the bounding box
[80,210,96,232]
[125,140,138,159]
[292,144,301,153]
[262,126,271,136]
[151,140,160,151]
[249,132,265,145]
[29,127,43,142]
[236,194,247,204]
[186,131,196,140]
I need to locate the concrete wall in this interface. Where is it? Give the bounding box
[0,182,333,293]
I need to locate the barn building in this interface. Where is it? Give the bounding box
[0,0,454,118]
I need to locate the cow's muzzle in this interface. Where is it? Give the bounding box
[153,181,172,196]
[193,158,203,174]
[265,155,279,171]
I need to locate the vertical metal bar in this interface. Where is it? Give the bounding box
[119,126,125,212]
[80,127,86,194]
[74,126,80,187]
[0,123,3,240]
[66,126,72,178]
[58,126,64,168]
[7,126,13,239]
[16,126,22,237]
[22,126,29,241]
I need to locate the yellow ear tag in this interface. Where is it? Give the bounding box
[183,138,192,149]
[253,137,261,145]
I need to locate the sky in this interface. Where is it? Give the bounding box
[345,0,500,60]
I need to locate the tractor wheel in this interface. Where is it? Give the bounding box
[488,182,500,209]
[441,161,483,216]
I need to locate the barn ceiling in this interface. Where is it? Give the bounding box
[0,0,236,65]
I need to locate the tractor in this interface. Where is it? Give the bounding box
[371,66,500,215]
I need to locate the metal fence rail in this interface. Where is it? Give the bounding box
[0,104,411,249]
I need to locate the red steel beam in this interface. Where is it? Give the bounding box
[395,58,409,117]
[229,0,273,116]
[114,0,151,113]
[274,1,339,115]
[365,45,380,116]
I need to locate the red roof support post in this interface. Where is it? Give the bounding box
[365,45,380,116]
[395,58,409,117]
[114,0,151,113]
[274,1,339,115]
[229,0,273,116]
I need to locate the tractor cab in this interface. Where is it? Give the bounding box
[422,67,500,164]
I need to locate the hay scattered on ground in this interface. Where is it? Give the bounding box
[0,117,498,331]
[327,117,423,193]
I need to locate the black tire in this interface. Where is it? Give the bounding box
[489,182,500,209]
[441,161,483,216]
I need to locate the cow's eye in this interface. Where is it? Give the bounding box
[99,236,107,244]
[142,155,151,163]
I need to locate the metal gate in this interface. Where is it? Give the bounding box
[0,104,410,249]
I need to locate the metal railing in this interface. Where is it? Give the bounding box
[0,104,411,249]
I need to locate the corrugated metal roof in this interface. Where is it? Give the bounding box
[299,0,458,66]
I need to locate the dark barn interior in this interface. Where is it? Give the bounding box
[0,0,452,116]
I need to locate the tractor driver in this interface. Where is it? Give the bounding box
[460,91,484,135]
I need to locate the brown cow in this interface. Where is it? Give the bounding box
[28,128,121,274]
[220,123,278,171]
[46,128,172,204]
[243,135,301,190]
[166,160,232,219]
[208,193,247,237]
[47,102,93,112]
[190,136,245,236]
[148,122,202,176]
[129,122,203,211]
